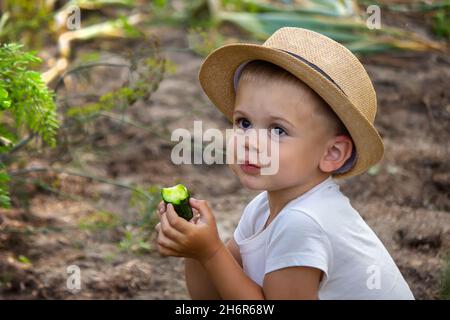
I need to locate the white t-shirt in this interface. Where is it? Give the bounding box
[234,176,414,300]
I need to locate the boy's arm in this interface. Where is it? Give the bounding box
[187,202,322,299]
[158,199,323,299]
[185,238,242,299]
[185,258,220,300]
[157,200,244,299]
[201,244,322,299]
[263,266,322,299]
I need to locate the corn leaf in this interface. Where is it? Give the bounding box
[223,0,359,17]
[213,5,446,53]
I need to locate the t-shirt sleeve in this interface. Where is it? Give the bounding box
[265,210,332,279]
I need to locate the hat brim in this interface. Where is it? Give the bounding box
[198,43,384,179]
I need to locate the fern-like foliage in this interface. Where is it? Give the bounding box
[0,43,60,207]
[0,43,59,147]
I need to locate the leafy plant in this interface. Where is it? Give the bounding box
[358,0,450,40]
[0,166,11,207]
[0,43,59,207]
[117,185,161,253]
[152,0,445,55]
[78,210,120,231]
[0,43,59,146]
[221,0,358,17]
[187,26,225,56]
[433,7,450,40]
[210,0,444,54]
[0,0,53,46]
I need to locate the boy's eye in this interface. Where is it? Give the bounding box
[271,126,286,136]
[236,118,252,129]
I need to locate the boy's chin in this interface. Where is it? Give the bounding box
[229,164,274,190]
[236,172,269,191]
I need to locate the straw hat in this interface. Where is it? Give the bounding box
[198,27,384,179]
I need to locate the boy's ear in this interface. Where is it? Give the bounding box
[319,135,353,173]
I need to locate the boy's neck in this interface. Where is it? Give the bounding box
[265,173,331,225]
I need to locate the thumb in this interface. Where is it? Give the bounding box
[189,198,214,223]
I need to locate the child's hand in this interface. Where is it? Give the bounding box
[154,198,223,263]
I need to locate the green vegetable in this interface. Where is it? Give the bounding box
[160,184,193,221]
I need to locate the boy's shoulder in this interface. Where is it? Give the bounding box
[288,178,352,215]
[278,179,353,228]
[249,177,348,211]
[242,177,355,228]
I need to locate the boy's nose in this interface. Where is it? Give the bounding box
[244,133,259,153]
[244,133,263,165]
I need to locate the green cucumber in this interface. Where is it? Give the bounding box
[160,184,193,221]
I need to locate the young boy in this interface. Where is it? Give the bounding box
[154,27,414,300]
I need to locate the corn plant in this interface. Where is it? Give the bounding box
[211,0,444,54]
[149,0,445,55]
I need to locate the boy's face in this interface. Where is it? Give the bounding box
[229,78,335,191]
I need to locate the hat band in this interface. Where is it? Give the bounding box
[233,49,345,95]
[278,49,345,94]
[232,49,356,174]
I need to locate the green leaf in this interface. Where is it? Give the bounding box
[0,43,59,147]
[211,1,444,53]
[0,166,11,208]
[222,0,357,17]
[18,255,31,264]
[0,86,12,110]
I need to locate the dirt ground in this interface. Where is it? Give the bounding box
[1,16,449,299]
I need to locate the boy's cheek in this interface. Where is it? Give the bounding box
[226,137,239,164]
[277,147,303,172]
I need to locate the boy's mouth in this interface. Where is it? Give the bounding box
[239,161,261,174]
[244,160,260,168]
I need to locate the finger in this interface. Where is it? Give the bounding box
[157,229,181,251]
[189,197,210,211]
[158,201,166,213]
[161,208,185,241]
[166,203,192,233]
[151,223,160,242]
[157,243,182,257]
[189,198,214,223]
[189,213,201,224]
[157,201,166,220]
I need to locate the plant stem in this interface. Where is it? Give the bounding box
[8,166,152,200]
